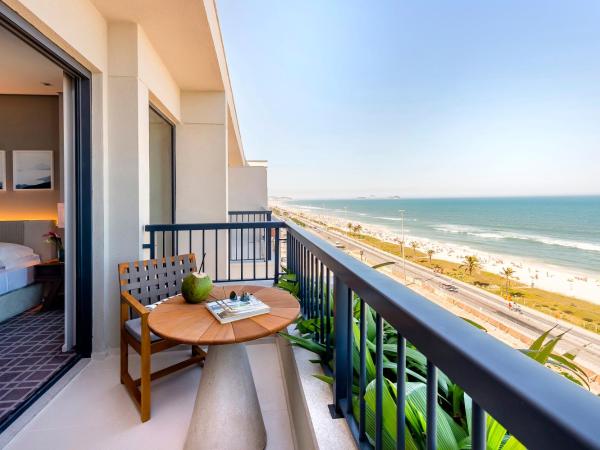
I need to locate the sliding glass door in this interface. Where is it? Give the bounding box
[149,106,174,224]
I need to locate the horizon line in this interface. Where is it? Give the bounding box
[270,193,600,201]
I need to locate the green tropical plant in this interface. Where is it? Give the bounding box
[460,255,480,276]
[277,269,588,449]
[276,267,299,297]
[519,326,590,389]
[427,249,435,264]
[501,267,515,299]
[410,241,420,256]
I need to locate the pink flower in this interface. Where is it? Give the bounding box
[43,231,63,250]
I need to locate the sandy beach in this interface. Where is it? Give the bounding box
[279,204,600,304]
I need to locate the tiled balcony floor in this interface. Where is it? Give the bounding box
[4,339,294,449]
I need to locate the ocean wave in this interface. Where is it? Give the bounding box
[434,224,479,234]
[473,232,505,239]
[504,233,600,252]
[374,216,404,221]
[297,205,325,211]
[434,224,600,252]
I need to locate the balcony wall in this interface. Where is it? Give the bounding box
[228,163,268,212]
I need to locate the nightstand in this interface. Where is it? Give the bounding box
[34,259,65,310]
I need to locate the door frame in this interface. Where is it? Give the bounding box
[149,104,176,224]
[0,2,93,356]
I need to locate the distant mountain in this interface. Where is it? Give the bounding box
[16,181,51,189]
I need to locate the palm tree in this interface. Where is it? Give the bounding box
[461,255,480,276]
[353,224,362,234]
[501,267,515,298]
[427,249,435,264]
[347,222,353,232]
[409,241,419,256]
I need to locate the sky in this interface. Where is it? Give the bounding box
[217,0,600,199]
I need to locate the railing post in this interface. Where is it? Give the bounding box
[288,233,294,274]
[266,224,272,261]
[333,275,351,415]
[149,231,155,259]
[285,230,290,274]
[274,226,280,282]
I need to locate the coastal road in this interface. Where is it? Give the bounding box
[286,212,600,376]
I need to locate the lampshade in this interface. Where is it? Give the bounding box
[57,203,65,228]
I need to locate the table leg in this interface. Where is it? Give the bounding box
[184,343,267,450]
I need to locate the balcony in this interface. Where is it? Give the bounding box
[3,211,600,449]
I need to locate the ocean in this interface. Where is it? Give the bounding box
[286,196,600,276]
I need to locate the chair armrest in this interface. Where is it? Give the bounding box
[121,291,148,317]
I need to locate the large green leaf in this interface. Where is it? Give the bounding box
[486,416,508,450]
[486,416,525,450]
[546,354,590,389]
[532,329,569,364]
[313,374,361,395]
[279,332,327,356]
[461,317,488,332]
[371,261,396,270]
[365,304,377,341]
[502,436,526,450]
[528,326,557,352]
[362,378,423,450]
[400,382,467,450]
[352,323,376,382]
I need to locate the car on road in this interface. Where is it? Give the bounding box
[335,241,345,249]
[441,283,459,292]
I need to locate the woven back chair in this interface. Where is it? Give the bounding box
[118,253,197,306]
[118,254,205,422]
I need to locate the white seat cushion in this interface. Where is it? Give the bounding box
[125,318,162,342]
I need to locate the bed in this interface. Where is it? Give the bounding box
[0,242,41,295]
[0,221,54,322]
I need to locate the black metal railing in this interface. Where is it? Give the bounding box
[228,210,273,261]
[143,221,284,283]
[142,217,600,449]
[284,219,600,450]
[228,209,272,222]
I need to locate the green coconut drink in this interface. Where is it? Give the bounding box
[181,272,213,303]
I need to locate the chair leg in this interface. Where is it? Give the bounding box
[140,316,152,422]
[120,304,129,385]
[192,345,207,358]
[192,345,207,367]
[120,334,128,385]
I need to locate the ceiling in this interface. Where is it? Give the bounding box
[92,0,223,91]
[0,25,63,95]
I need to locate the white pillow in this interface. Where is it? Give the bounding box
[0,242,36,270]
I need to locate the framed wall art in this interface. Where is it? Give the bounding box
[13,150,54,190]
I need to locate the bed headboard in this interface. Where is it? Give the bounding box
[0,220,56,262]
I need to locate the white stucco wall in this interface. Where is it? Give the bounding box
[176,91,228,223]
[176,91,228,280]
[228,166,268,211]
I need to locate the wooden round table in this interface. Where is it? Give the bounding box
[148,284,300,450]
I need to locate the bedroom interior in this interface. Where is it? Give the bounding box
[0,24,77,428]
